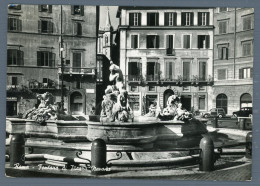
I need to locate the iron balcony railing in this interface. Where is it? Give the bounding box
[58,67,95,75]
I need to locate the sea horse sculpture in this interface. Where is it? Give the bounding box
[100,61,133,122]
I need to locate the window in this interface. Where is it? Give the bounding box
[72,52,81,72]
[242,41,253,56]
[128,95,140,111]
[240,93,252,108]
[73,22,82,36]
[38,5,52,12]
[199,86,206,91]
[37,51,55,67]
[165,61,175,80]
[166,35,174,55]
[8,17,22,31]
[164,12,177,26]
[147,35,159,48]
[147,62,160,81]
[128,62,142,81]
[38,20,53,33]
[129,13,141,26]
[181,12,194,26]
[243,16,253,30]
[11,77,18,86]
[8,4,21,10]
[198,35,210,49]
[147,13,159,26]
[219,8,228,12]
[199,62,207,81]
[198,12,209,26]
[148,86,156,91]
[183,35,191,49]
[71,5,84,16]
[131,35,138,49]
[218,46,229,60]
[183,86,190,91]
[183,61,190,81]
[239,67,253,79]
[218,69,227,80]
[104,35,109,46]
[199,95,206,110]
[7,49,24,66]
[219,21,227,34]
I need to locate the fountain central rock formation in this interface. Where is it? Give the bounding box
[100,61,133,122]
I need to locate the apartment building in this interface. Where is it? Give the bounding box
[116,7,214,116]
[213,8,253,114]
[6,4,99,116]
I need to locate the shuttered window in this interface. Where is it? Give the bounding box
[37,51,55,67]
[7,49,24,66]
[199,62,207,81]
[183,61,190,81]
[242,41,252,56]
[198,12,210,26]
[147,62,160,81]
[181,12,194,26]
[131,35,138,48]
[128,62,142,81]
[8,17,22,31]
[165,61,175,80]
[243,16,253,30]
[218,46,229,60]
[164,12,177,26]
[183,35,191,49]
[129,13,141,26]
[219,21,227,34]
[38,20,53,33]
[218,69,227,80]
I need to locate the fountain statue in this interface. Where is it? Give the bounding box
[100,61,133,122]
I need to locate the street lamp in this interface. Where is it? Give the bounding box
[60,5,64,111]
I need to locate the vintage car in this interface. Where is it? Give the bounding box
[203,108,226,118]
[232,107,252,117]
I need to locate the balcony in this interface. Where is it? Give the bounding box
[58,67,95,76]
[28,79,56,90]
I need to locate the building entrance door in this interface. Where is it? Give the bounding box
[6,101,17,116]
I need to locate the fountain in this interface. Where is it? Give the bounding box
[7,61,209,172]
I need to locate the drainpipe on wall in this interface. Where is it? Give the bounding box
[234,8,237,79]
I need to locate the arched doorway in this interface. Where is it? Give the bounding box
[70,91,83,115]
[240,93,252,108]
[216,94,228,114]
[163,89,174,108]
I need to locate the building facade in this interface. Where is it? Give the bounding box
[213,8,253,115]
[6,4,99,116]
[116,7,214,116]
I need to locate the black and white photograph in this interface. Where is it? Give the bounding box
[5,4,253,181]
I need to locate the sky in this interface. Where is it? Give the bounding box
[99,6,119,30]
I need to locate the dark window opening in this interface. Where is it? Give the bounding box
[71,5,84,16]
[183,61,190,81]
[74,22,82,36]
[218,47,229,60]
[147,13,159,26]
[11,77,18,85]
[8,4,21,10]
[198,35,210,49]
[239,68,253,79]
[38,20,53,33]
[72,52,81,72]
[147,62,160,81]
[198,12,209,26]
[147,35,159,48]
[199,62,207,81]
[181,12,194,26]
[128,62,142,81]
[38,5,52,12]
[216,94,228,114]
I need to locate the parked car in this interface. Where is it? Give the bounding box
[203,108,226,118]
[232,107,252,117]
